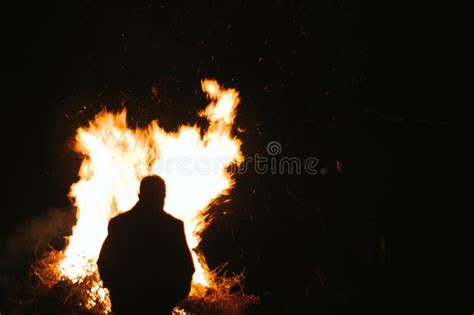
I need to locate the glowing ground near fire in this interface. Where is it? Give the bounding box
[34,80,255,313]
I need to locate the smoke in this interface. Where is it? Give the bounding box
[2,207,76,269]
[0,207,76,312]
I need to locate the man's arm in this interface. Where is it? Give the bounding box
[97,221,117,288]
[177,221,195,280]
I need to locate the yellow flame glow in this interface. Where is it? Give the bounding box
[57,79,243,309]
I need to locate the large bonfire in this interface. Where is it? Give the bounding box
[33,79,257,314]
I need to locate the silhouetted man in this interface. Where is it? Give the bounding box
[98,175,195,315]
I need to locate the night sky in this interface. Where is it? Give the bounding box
[3,1,472,314]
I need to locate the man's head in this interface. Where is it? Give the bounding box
[138,175,166,210]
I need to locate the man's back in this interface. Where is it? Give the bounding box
[98,198,195,314]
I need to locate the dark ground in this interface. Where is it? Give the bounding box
[2,1,472,314]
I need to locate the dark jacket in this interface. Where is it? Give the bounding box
[97,201,195,313]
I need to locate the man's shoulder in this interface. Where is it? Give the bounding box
[108,210,135,228]
[108,209,184,230]
[162,212,184,228]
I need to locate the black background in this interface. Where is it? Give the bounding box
[2,1,472,314]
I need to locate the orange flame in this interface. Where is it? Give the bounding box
[56,79,243,310]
